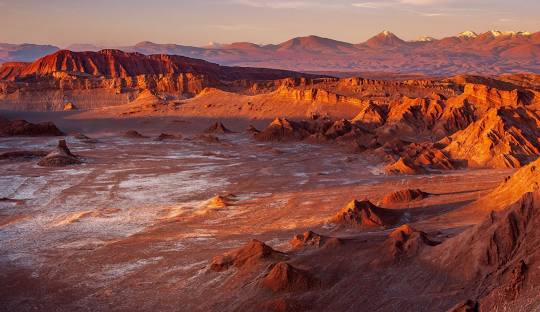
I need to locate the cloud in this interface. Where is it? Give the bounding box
[352,2,389,9]
[353,0,456,9]
[399,0,442,4]
[352,0,481,17]
[419,12,451,16]
[208,24,263,31]
[230,0,313,9]
[230,0,342,10]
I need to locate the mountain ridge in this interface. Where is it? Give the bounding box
[1,29,540,76]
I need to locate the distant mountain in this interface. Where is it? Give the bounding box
[124,41,206,57]
[0,43,59,63]
[2,30,540,75]
[363,31,406,48]
[273,35,357,54]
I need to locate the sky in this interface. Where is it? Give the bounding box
[0,0,539,47]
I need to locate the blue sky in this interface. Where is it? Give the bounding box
[1,0,539,47]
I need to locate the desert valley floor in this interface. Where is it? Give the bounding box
[0,113,521,312]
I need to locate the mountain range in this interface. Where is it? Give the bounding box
[1,30,540,76]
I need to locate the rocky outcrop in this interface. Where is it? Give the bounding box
[323,119,353,139]
[206,195,233,208]
[442,107,540,168]
[204,122,233,134]
[37,140,81,167]
[381,189,430,205]
[384,224,440,262]
[123,130,147,139]
[63,102,76,111]
[351,102,387,129]
[246,125,261,135]
[289,231,341,250]
[261,262,313,293]
[429,165,540,308]
[154,133,182,141]
[196,194,238,215]
[210,239,286,272]
[434,192,537,303]
[275,85,363,106]
[74,133,98,143]
[255,118,311,142]
[470,157,540,214]
[254,117,373,148]
[378,96,445,140]
[0,118,64,136]
[0,62,28,80]
[330,199,402,228]
[194,134,220,144]
[384,143,456,175]
[462,83,523,107]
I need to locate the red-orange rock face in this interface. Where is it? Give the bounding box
[331,199,403,228]
[381,189,430,205]
[210,239,286,272]
[0,50,320,110]
[442,107,540,168]
[261,262,313,293]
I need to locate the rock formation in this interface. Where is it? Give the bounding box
[210,239,286,272]
[37,139,81,167]
[74,133,98,143]
[384,143,456,175]
[351,102,387,129]
[154,133,182,141]
[378,96,444,140]
[245,125,261,135]
[383,224,440,262]
[255,118,311,142]
[469,157,540,214]
[442,107,540,168]
[0,49,318,111]
[63,102,76,111]
[432,191,539,308]
[194,134,220,143]
[289,231,341,249]
[330,199,402,228]
[196,194,237,215]
[261,262,313,293]
[123,130,147,139]
[381,189,430,205]
[204,122,233,134]
[0,118,64,136]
